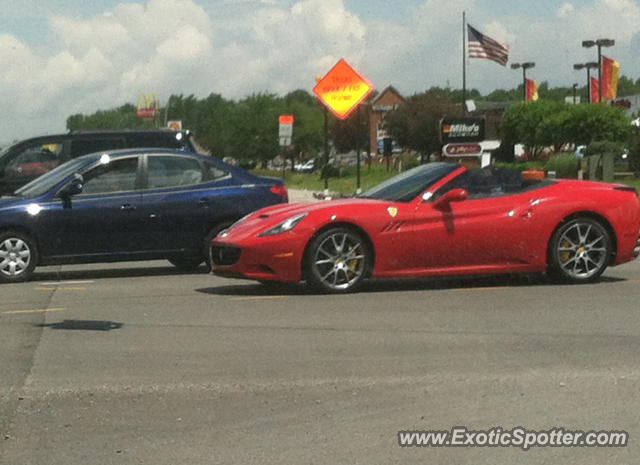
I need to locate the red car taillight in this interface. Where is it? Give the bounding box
[270,184,288,202]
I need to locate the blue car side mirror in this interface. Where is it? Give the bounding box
[58,174,84,198]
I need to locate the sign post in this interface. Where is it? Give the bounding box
[313,59,374,194]
[278,114,294,147]
[278,114,294,177]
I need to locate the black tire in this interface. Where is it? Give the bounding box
[0,230,38,283]
[548,217,612,284]
[168,256,203,271]
[168,222,234,272]
[203,222,234,270]
[304,227,370,293]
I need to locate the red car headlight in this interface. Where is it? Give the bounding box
[258,213,308,237]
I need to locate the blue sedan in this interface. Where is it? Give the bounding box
[0,149,288,282]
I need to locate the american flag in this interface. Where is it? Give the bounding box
[467,24,509,66]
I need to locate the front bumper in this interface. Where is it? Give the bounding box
[210,233,307,282]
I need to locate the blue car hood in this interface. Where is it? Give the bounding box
[0,196,28,212]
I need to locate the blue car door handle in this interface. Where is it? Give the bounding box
[198,197,210,206]
[120,204,136,211]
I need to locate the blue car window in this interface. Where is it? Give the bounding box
[147,156,203,188]
[203,160,228,181]
[15,157,89,197]
[81,158,139,194]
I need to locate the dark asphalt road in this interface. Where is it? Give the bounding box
[1,259,640,464]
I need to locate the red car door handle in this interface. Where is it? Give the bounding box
[513,199,541,218]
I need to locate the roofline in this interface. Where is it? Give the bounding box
[68,128,189,135]
[371,85,406,105]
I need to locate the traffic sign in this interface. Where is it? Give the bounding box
[279,114,294,139]
[313,59,374,120]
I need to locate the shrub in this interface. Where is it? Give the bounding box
[544,153,579,178]
[495,161,545,172]
[398,153,421,171]
[627,129,640,175]
[320,163,339,180]
[586,140,625,157]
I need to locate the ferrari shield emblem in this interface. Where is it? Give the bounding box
[387,206,398,217]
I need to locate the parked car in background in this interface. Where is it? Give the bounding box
[0,148,288,282]
[294,159,316,173]
[267,157,293,171]
[0,129,206,195]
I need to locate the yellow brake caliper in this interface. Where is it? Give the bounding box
[560,239,572,263]
[347,248,360,273]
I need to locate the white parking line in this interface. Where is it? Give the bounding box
[35,287,87,291]
[38,280,95,286]
[228,296,288,301]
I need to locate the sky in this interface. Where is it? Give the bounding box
[1,0,639,142]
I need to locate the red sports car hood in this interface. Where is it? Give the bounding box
[222,198,386,239]
[254,198,381,217]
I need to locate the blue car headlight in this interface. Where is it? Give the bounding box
[258,213,308,237]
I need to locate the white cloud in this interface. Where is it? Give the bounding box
[1,0,640,143]
[557,3,576,17]
[0,0,371,141]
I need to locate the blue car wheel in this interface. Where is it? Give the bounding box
[0,230,38,283]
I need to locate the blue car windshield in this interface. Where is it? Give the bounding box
[359,162,461,202]
[14,157,92,197]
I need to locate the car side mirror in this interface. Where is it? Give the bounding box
[58,175,84,198]
[432,188,468,208]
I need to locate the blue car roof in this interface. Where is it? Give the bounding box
[75,148,241,173]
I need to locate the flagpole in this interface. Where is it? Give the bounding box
[462,11,467,115]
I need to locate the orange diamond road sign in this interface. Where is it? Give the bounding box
[313,58,374,120]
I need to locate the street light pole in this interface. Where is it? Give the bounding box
[582,39,615,102]
[572,83,578,104]
[163,95,174,128]
[573,62,598,103]
[510,62,536,101]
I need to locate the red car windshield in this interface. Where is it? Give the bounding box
[359,162,460,202]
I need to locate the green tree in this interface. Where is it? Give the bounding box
[226,93,284,166]
[67,104,155,130]
[562,103,630,145]
[330,107,368,154]
[385,90,461,160]
[628,125,640,175]
[500,100,567,159]
[502,100,630,160]
[286,97,324,160]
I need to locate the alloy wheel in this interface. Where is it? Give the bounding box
[555,221,608,280]
[311,230,367,291]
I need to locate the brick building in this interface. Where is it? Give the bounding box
[368,86,406,155]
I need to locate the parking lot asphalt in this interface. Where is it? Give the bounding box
[2,258,640,464]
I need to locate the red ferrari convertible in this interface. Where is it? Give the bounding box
[211,163,640,293]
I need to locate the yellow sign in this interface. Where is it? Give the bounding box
[313,59,374,120]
